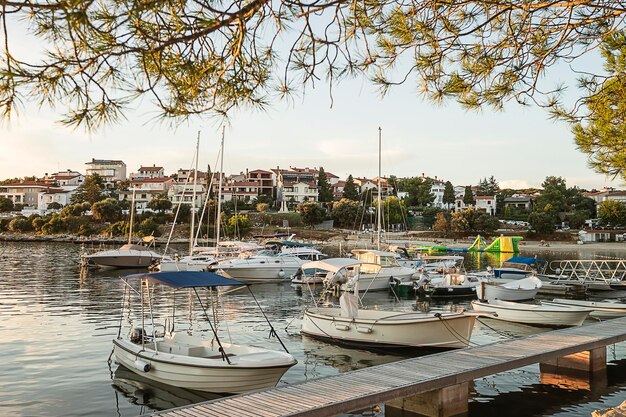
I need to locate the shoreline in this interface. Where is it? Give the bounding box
[1,232,624,252]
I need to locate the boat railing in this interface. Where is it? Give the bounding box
[548,259,626,283]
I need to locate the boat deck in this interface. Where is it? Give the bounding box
[148,317,626,417]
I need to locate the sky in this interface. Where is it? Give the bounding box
[0,21,621,191]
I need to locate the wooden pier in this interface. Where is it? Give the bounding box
[148,317,626,417]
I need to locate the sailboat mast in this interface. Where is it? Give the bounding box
[377,127,382,251]
[189,132,200,256]
[215,126,225,254]
[128,188,136,245]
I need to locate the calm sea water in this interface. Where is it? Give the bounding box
[1,241,626,417]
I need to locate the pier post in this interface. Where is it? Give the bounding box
[539,347,607,391]
[385,382,469,417]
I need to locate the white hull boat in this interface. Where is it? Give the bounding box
[471,299,592,327]
[476,276,543,301]
[83,244,161,268]
[542,299,626,319]
[158,254,217,272]
[346,249,417,292]
[300,259,478,349]
[113,334,295,394]
[302,305,477,349]
[113,271,297,394]
[215,255,306,283]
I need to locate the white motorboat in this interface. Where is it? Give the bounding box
[476,276,543,301]
[542,299,626,319]
[214,248,324,283]
[81,190,161,269]
[301,259,478,349]
[112,271,297,394]
[82,236,161,268]
[344,249,417,292]
[158,241,261,272]
[417,272,484,298]
[471,299,592,327]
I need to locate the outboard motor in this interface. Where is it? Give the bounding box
[130,327,146,344]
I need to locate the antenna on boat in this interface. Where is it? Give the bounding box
[377,127,382,251]
[189,132,200,256]
[128,188,136,245]
[215,126,225,256]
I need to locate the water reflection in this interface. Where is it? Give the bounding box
[111,365,223,412]
[1,241,626,417]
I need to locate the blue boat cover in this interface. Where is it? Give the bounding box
[504,256,546,265]
[122,271,247,288]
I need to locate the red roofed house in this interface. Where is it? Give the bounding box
[130,165,165,180]
[0,181,54,208]
[43,169,85,189]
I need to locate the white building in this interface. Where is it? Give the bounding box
[130,165,165,180]
[455,195,497,215]
[44,170,85,189]
[85,159,127,188]
[0,181,52,208]
[119,178,176,211]
[281,181,318,204]
[38,188,74,211]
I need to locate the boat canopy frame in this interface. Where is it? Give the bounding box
[118,271,289,364]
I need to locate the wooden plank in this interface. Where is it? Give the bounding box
[211,398,281,417]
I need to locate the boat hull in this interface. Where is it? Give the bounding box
[84,250,161,268]
[476,284,538,301]
[471,300,591,327]
[216,264,300,283]
[112,339,295,394]
[476,277,542,302]
[301,308,476,349]
[543,299,626,319]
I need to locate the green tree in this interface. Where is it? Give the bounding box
[442,181,455,209]
[147,197,172,213]
[47,202,62,210]
[296,202,326,227]
[107,221,130,237]
[463,186,475,206]
[450,208,499,233]
[397,177,434,207]
[137,218,162,237]
[61,202,91,217]
[598,200,626,227]
[71,174,105,205]
[2,2,626,177]
[223,214,253,237]
[380,196,406,225]
[476,176,498,196]
[0,197,14,212]
[331,199,363,229]
[91,198,122,222]
[534,176,568,217]
[317,167,333,204]
[342,175,360,201]
[8,217,32,232]
[41,214,67,235]
[529,211,558,234]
